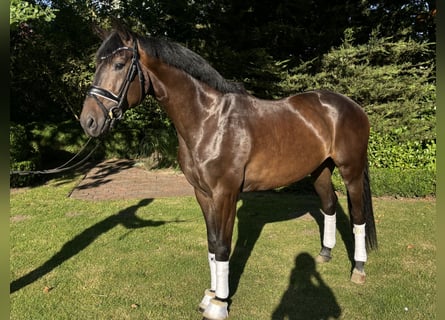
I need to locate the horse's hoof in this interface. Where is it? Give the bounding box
[198,289,215,313]
[350,267,366,284]
[315,254,331,263]
[202,299,229,320]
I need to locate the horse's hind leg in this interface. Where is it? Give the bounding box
[312,159,338,264]
[337,163,368,284]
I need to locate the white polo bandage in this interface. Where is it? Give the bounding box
[215,260,229,299]
[353,223,367,262]
[322,210,336,249]
[208,252,217,291]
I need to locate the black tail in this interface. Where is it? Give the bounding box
[346,158,378,251]
[362,160,378,250]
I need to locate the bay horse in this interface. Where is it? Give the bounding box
[80,27,377,319]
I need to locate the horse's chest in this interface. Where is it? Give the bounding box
[177,132,249,195]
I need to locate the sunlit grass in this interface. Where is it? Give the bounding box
[10,177,436,319]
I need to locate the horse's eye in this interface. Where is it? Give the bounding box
[114,62,125,71]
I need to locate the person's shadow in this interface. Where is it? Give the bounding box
[229,188,354,298]
[10,198,168,293]
[271,252,342,319]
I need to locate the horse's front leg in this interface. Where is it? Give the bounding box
[195,189,238,320]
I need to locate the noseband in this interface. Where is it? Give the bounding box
[87,40,145,129]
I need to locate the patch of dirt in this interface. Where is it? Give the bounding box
[69,159,195,200]
[10,215,31,223]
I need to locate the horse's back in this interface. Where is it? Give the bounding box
[240,90,369,191]
[289,90,366,119]
[287,90,370,152]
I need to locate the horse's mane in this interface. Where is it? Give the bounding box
[140,36,247,94]
[97,30,246,94]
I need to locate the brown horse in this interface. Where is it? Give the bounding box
[80,27,377,320]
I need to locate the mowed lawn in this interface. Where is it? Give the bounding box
[10,177,436,319]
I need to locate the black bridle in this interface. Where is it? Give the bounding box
[87,40,146,129]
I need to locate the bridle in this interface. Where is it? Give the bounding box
[87,40,146,130]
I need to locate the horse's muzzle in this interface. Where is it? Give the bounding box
[80,114,101,137]
[79,99,110,137]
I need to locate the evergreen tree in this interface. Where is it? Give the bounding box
[279,29,435,143]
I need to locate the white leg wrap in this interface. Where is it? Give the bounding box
[353,223,367,262]
[215,261,229,299]
[208,252,217,291]
[322,210,336,248]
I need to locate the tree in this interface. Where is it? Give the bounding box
[10,0,98,123]
[279,28,435,144]
[10,0,57,31]
[360,0,436,43]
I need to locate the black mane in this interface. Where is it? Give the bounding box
[140,36,246,94]
[98,30,246,94]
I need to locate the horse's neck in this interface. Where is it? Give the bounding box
[142,57,220,140]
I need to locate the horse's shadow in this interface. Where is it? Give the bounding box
[229,188,354,299]
[10,198,169,293]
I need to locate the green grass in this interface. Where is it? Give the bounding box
[10,177,436,319]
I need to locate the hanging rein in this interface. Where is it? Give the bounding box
[10,41,145,176]
[10,137,101,176]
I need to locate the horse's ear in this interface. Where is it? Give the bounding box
[109,18,133,43]
[92,25,110,41]
[114,24,133,44]
[116,28,133,43]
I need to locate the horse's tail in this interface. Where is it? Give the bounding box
[348,158,378,251]
[362,159,378,250]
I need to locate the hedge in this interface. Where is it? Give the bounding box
[332,168,435,198]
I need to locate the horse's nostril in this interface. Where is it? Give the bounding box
[87,117,96,129]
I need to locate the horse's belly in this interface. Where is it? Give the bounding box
[242,153,325,192]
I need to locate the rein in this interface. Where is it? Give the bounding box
[87,40,145,130]
[10,137,102,176]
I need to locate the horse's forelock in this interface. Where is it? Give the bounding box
[96,31,126,63]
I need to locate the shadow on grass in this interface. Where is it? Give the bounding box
[69,159,136,190]
[229,187,354,303]
[10,198,167,294]
[271,252,342,320]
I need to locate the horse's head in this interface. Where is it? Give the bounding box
[80,28,147,137]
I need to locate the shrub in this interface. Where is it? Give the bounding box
[331,167,435,198]
[29,120,89,154]
[368,130,436,170]
[10,123,35,162]
[10,161,39,187]
[101,98,178,166]
[10,123,41,187]
[367,168,435,197]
